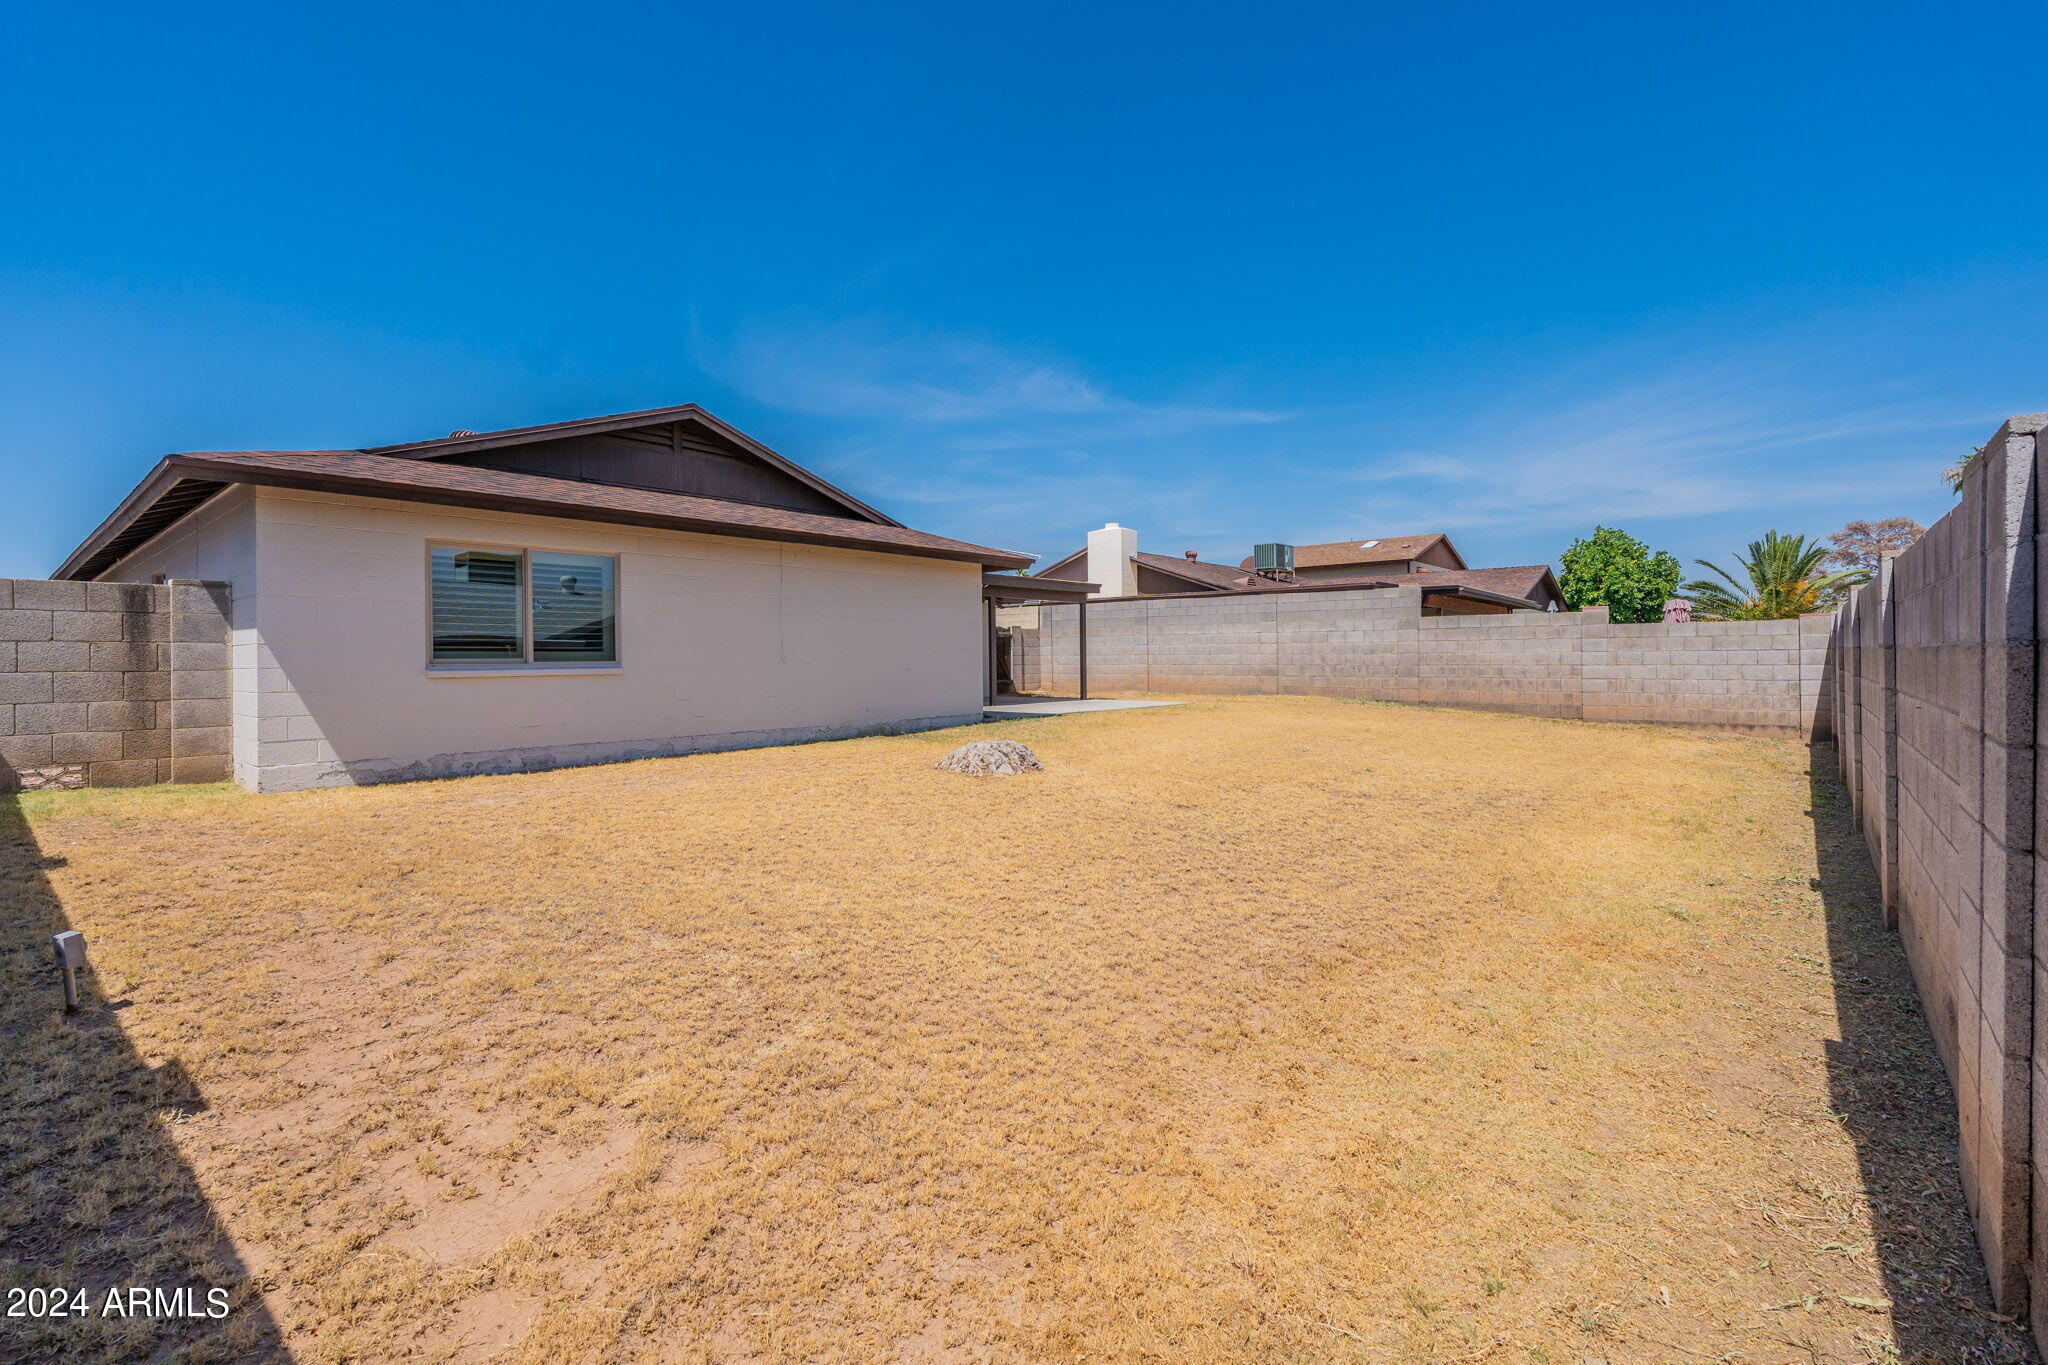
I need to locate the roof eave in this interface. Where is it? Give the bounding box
[62,456,1034,578]
[982,571,1100,603]
[1421,584,1541,612]
[53,458,188,580]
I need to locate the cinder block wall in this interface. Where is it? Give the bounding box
[1013,586,1833,736]
[0,579,231,791]
[1829,413,2046,1338]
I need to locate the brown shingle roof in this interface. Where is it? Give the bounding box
[58,448,1033,579]
[1237,533,1460,571]
[1131,552,1256,590]
[1032,548,1253,591]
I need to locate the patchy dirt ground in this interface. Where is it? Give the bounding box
[0,696,2031,1363]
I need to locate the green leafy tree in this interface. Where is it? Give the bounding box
[1557,526,1682,623]
[1682,531,1855,620]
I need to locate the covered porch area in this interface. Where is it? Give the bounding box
[981,571,1098,707]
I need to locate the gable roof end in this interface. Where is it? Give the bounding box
[365,404,901,527]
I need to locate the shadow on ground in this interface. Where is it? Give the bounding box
[1807,744,2038,1363]
[0,778,289,1362]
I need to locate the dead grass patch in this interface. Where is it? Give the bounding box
[0,696,2030,1362]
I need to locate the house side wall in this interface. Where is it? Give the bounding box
[1133,562,1224,596]
[1828,414,2044,1333]
[1423,596,1512,616]
[1014,587,1833,736]
[1415,540,1464,570]
[202,488,982,792]
[1032,551,1088,583]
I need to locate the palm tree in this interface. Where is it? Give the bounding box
[1682,531,1857,620]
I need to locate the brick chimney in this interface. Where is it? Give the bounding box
[1185,550,1199,561]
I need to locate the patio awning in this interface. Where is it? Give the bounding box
[981,571,1098,604]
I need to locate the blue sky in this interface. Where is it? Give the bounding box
[3,0,2043,579]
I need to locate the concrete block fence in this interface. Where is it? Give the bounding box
[1013,584,1833,736]
[1830,412,2048,1341]
[1020,431,2048,1350]
[0,578,231,790]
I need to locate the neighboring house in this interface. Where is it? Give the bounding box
[54,404,1034,792]
[1036,524,1562,612]
[1237,533,1467,580]
[1314,562,1567,612]
[1035,531,1257,597]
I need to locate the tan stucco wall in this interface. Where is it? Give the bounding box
[105,487,985,791]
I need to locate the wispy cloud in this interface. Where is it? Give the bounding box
[1287,332,1992,551]
[690,292,2022,571]
[691,314,1291,561]
[701,315,1285,431]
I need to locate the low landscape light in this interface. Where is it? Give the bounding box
[51,931,87,1012]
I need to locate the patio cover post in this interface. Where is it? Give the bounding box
[984,595,997,706]
[1077,600,1088,700]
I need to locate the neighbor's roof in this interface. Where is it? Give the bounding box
[1307,564,1559,604]
[1087,576,1542,612]
[55,434,1034,580]
[1033,547,1253,591]
[1032,545,1550,603]
[1238,533,1463,571]
[1131,552,1256,590]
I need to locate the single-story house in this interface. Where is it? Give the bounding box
[1236,533,1467,579]
[54,404,1049,792]
[1035,524,1563,613]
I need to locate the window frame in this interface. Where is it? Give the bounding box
[425,540,622,672]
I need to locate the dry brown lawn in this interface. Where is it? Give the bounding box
[0,696,2031,1363]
